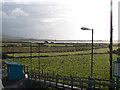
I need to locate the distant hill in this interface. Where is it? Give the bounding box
[1,34,118,43]
[2,34,28,42]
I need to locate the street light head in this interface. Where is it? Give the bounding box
[81,27,90,30]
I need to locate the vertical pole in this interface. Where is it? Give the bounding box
[30,43,32,72]
[37,43,41,82]
[110,0,113,82]
[30,43,32,87]
[38,44,40,73]
[70,75,73,89]
[12,45,14,61]
[91,29,93,78]
[91,29,94,88]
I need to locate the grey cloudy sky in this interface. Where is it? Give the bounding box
[2,0,119,40]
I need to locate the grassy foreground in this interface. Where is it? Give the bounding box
[4,54,117,79]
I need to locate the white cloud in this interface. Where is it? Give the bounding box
[2,11,15,19]
[2,0,120,40]
[10,8,29,17]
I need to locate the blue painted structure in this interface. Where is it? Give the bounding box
[113,57,120,78]
[5,61,24,80]
[113,57,120,90]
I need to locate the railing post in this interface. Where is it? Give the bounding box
[91,77,93,88]
[34,68,36,81]
[39,70,40,82]
[52,71,55,81]
[56,74,58,88]
[88,76,91,88]
[42,69,43,78]
[93,79,95,90]
[79,77,82,88]
[30,71,32,88]
[47,72,48,81]
[44,73,46,84]
[35,72,36,82]
[63,76,65,89]
[70,75,73,89]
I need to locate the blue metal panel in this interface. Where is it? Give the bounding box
[5,61,24,80]
[113,57,120,78]
[9,65,24,80]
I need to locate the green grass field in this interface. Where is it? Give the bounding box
[2,42,119,80]
[4,54,118,79]
[7,47,118,57]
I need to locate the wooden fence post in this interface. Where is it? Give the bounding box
[47,72,49,81]
[39,70,40,82]
[44,73,46,84]
[63,76,65,89]
[112,78,115,89]
[42,69,43,78]
[88,76,91,88]
[70,75,73,89]
[56,74,58,88]
[35,72,36,82]
[47,73,51,85]
[52,71,55,81]
[36,67,40,82]
[33,68,35,81]
[93,79,95,90]
[79,77,82,88]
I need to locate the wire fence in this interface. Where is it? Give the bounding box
[24,66,120,90]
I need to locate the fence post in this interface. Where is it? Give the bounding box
[70,75,73,89]
[34,68,36,81]
[52,71,55,81]
[39,70,40,82]
[56,74,58,88]
[63,76,65,89]
[36,67,40,82]
[109,78,115,90]
[47,72,48,81]
[91,77,93,88]
[88,76,91,88]
[93,79,95,90]
[35,72,36,82]
[44,73,46,84]
[42,69,43,78]
[79,77,82,88]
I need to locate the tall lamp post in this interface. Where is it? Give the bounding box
[37,43,41,72]
[109,0,113,82]
[37,42,41,82]
[30,43,33,87]
[30,42,37,87]
[81,27,94,78]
